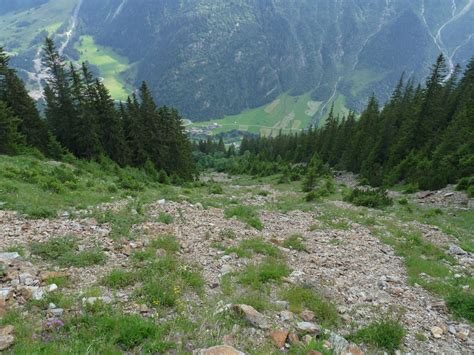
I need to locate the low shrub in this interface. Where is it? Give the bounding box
[344,188,393,208]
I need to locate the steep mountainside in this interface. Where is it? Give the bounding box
[2,0,474,123]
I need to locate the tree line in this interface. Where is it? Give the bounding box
[0,38,195,180]
[234,55,474,190]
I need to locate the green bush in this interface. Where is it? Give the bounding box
[344,188,393,208]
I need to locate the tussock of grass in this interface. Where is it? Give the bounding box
[226,238,280,258]
[348,317,406,352]
[30,235,106,267]
[239,257,290,289]
[157,212,174,225]
[224,205,263,230]
[282,285,339,328]
[102,270,137,289]
[283,234,307,251]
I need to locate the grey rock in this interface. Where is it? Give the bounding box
[49,308,64,317]
[449,245,468,256]
[296,322,321,334]
[0,253,20,262]
[329,332,349,354]
[233,304,270,329]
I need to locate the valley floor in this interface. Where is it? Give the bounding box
[0,169,473,353]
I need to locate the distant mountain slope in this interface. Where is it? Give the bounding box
[77,0,474,121]
[2,0,474,124]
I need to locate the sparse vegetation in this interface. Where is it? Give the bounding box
[224,205,263,230]
[30,235,106,267]
[282,285,339,328]
[283,234,307,251]
[226,238,280,258]
[348,316,406,352]
[239,257,291,289]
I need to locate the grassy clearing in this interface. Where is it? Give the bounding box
[190,93,317,137]
[74,35,131,100]
[0,154,175,219]
[224,205,263,230]
[30,235,106,268]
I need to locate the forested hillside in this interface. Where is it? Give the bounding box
[0,39,195,181]
[198,55,474,192]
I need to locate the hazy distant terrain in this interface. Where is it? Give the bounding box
[1,0,474,126]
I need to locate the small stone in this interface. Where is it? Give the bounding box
[444,192,454,197]
[223,334,236,346]
[158,199,166,205]
[301,309,315,322]
[287,333,300,345]
[48,303,57,310]
[194,345,245,355]
[19,273,34,286]
[0,325,14,351]
[457,329,469,341]
[49,308,64,317]
[195,203,203,210]
[279,310,294,322]
[431,326,443,338]
[448,325,457,334]
[0,253,20,262]
[47,284,58,292]
[306,351,322,355]
[0,325,14,336]
[0,288,12,300]
[155,249,167,258]
[449,245,468,256]
[329,332,349,354]
[32,288,45,301]
[0,299,6,318]
[296,322,321,334]
[232,304,270,329]
[221,265,234,275]
[347,344,364,355]
[270,329,289,348]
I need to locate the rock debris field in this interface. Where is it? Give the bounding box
[0,176,473,354]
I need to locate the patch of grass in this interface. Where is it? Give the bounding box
[233,291,271,312]
[288,338,331,355]
[226,238,280,258]
[283,234,307,251]
[239,257,291,290]
[93,202,146,241]
[5,245,27,257]
[150,234,180,253]
[102,270,137,289]
[348,316,406,353]
[157,212,174,225]
[28,291,74,310]
[224,205,263,230]
[446,289,474,323]
[30,235,106,268]
[207,182,224,194]
[282,285,339,328]
[344,188,393,209]
[415,332,427,342]
[219,228,236,239]
[134,255,204,309]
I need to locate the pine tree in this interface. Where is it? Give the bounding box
[0,102,24,154]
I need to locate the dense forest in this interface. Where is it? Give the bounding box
[196,55,474,191]
[0,38,195,180]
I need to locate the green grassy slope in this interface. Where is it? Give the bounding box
[74,35,131,101]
